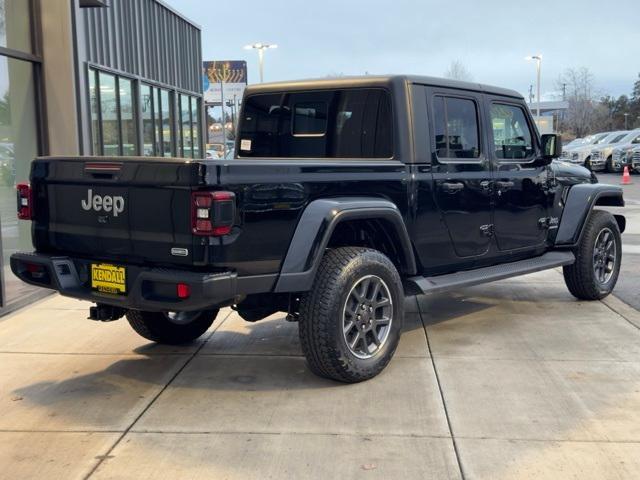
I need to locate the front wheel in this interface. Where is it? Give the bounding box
[298,247,403,383]
[563,210,621,300]
[605,156,620,173]
[126,309,219,344]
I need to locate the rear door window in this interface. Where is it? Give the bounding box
[432,96,481,160]
[238,88,392,158]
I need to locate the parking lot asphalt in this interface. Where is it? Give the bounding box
[2,263,640,479]
[1,169,639,479]
[597,172,640,310]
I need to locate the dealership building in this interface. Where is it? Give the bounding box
[0,0,203,313]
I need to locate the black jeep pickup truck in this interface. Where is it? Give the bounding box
[12,75,625,383]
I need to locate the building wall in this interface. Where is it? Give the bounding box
[72,0,203,156]
[80,0,201,93]
[39,0,80,156]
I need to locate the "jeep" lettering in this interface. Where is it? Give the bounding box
[81,189,125,217]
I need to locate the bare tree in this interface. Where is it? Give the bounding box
[556,67,604,137]
[444,61,473,82]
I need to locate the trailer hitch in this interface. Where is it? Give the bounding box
[88,304,127,322]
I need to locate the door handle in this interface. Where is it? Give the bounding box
[442,181,465,193]
[496,180,514,189]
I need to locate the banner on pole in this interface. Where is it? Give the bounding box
[203,60,248,104]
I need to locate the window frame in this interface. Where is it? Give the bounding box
[488,100,539,164]
[86,63,202,158]
[430,93,484,165]
[96,70,119,156]
[236,87,396,161]
[118,76,137,156]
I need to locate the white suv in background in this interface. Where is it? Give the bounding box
[561,132,610,166]
[588,131,629,171]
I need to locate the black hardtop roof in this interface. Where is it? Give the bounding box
[244,74,523,100]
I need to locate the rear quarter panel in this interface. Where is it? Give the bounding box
[209,160,410,275]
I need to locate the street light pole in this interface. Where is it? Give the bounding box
[526,54,542,123]
[624,113,629,129]
[244,43,278,83]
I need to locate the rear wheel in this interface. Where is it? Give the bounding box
[298,247,403,383]
[126,309,218,344]
[563,210,621,300]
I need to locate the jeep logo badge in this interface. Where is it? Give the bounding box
[81,189,125,217]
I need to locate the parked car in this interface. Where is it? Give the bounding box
[11,75,625,383]
[609,129,640,172]
[562,138,584,150]
[631,145,640,173]
[588,130,632,172]
[560,132,610,166]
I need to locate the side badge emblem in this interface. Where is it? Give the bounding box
[171,247,189,257]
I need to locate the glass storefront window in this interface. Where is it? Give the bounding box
[0,0,33,53]
[0,57,39,305]
[89,69,200,159]
[180,94,192,158]
[141,84,154,156]
[120,77,136,155]
[191,96,200,158]
[99,72,118,156]
[154,87,162,155]
[160,89,172,157]
[88,69,100,155]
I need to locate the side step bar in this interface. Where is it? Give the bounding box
[406,251,575,295]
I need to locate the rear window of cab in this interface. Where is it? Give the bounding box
[237,88,393,159]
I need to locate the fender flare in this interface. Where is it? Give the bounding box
[555,183,625,246]
[274,197,416,293]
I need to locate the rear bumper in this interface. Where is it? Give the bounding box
[10,252,242,312]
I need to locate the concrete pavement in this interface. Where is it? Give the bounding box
[598,172,640,310]
[2,268,640,479]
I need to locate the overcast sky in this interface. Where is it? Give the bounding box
[166,0,640,100]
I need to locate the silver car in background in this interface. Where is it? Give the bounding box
[631,145,640,173]
[588,131,630,171]
[610,129,640,172]
[560,132,610,166]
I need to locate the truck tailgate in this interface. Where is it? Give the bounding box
[31,157,208,267]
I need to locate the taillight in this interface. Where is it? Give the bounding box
[191,191,235,236]
[176,283,191,299]
[17,183,33,220]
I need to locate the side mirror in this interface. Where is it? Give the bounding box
[541,134,562,161]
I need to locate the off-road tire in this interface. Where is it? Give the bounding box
[298,247,403,383]
[126,309,219,344]
[563,210,621,300]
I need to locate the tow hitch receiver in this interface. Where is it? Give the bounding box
[88,304,127,322]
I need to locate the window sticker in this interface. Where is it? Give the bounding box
[240,139,252,151]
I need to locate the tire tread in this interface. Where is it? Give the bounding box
[298,247,402,383]
[563,210,621,300]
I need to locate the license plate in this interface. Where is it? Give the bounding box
[91,263,126,295]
